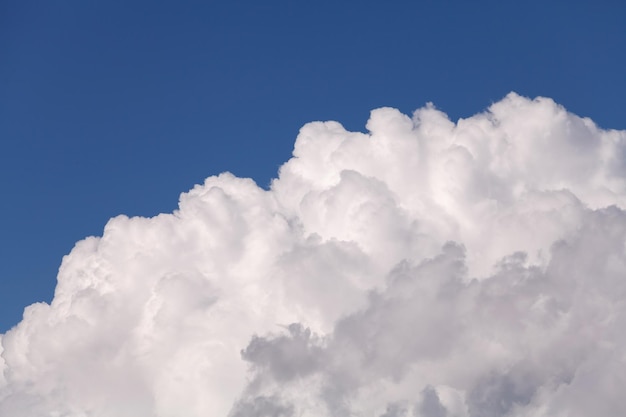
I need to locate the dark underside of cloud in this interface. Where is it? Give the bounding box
[1,93,626,416]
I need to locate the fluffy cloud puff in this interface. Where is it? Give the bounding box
[1,93,625,416]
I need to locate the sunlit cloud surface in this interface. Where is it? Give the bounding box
[1,93,625,416]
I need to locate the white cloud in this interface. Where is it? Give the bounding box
[2,93,626,416]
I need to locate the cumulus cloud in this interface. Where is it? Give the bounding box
[1,92,626,416]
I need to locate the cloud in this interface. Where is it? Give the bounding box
[1,92,626,416]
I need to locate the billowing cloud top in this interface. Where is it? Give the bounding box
[1,93,626,416]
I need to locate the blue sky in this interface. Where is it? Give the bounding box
[1,0,625,332]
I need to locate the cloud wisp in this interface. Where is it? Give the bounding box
[1,93,625,416]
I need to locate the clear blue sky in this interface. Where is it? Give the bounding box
[1,0,625,332]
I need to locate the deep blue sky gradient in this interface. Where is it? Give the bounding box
[1,0,625,332]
